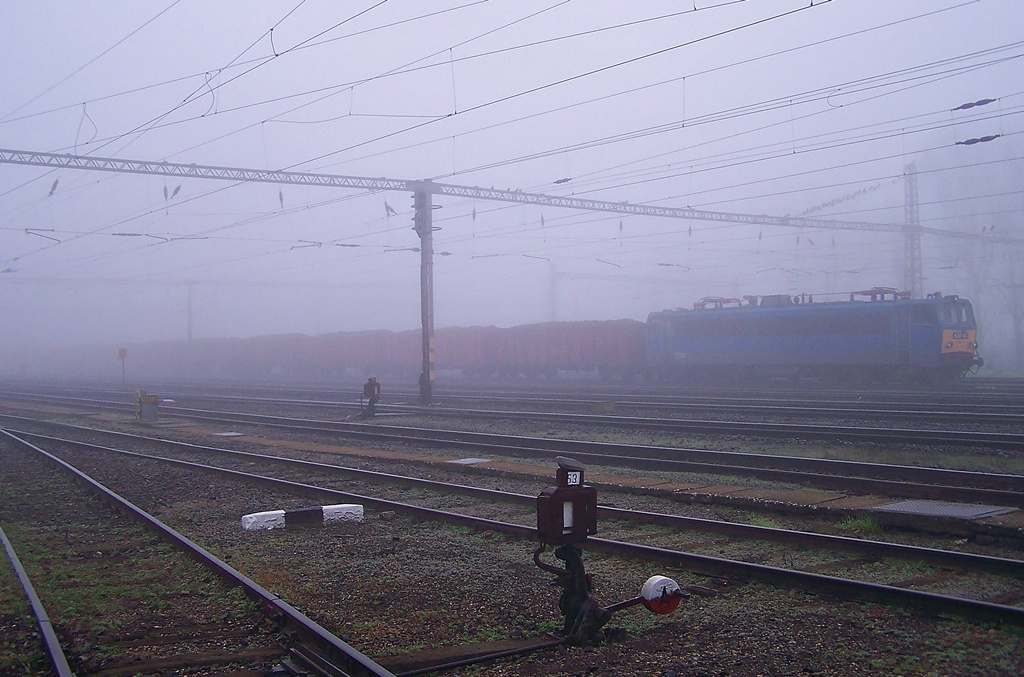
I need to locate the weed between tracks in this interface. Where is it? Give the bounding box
[837,515,882,535]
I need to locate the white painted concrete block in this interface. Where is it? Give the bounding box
[241,509,286,530]
[323,504,363,523]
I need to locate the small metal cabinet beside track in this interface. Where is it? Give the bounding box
[134,390,160,422]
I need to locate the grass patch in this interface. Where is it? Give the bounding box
[609,607,670,637]
[749,515,782,529]
[837,515,881,535]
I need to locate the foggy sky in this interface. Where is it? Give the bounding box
[1,1,1021,369]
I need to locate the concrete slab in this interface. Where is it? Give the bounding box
[872,500,1014,519]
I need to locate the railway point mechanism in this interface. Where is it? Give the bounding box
[534,456,684,645]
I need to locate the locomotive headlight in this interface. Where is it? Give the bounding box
[946,342,953,348]
[972,342,978,348]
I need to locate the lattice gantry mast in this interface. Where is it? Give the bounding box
[904,162,924,299]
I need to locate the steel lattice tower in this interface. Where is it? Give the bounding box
[904,162,923,298]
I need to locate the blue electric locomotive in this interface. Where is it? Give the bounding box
[645,287,982,384]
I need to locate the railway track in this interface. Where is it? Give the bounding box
[5,427,1023,630]
[2,393,1022,509]
[123,388,1024,429]
[0,431,397,677]
[6,386,1024,451]
[75,374,1024,397]
[5,398,1024,674]
[12,381,1024,425]
[146,377,1024,408]
[8,424,1023,579]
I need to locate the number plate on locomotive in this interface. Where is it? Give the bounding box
[953,331,969,340]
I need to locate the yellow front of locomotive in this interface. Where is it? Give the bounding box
[939,297,983,375]
[941,327,977,356]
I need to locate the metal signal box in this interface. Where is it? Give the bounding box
[537,456,597,546]
[135,390,159,422]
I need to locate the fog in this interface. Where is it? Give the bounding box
[1,0,1022,377]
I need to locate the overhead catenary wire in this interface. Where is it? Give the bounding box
[81,1,393,161]
[432,52,1024,188]
[2,3,1017,306]
[12,1,995,216]
[5,0,996,190]
[0,4,846,233]
[285,1,836,171]
[0,1,494,130]
[5,126,1020,282]
[295,2,991,176]
[0,1,583,265]
[0,0,185,124]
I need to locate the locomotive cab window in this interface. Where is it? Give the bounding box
[959,302,976,326]
[940,303,974,327]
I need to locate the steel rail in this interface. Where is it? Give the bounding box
[13,430,1024,628]
[1,400,1021,508]
[408,398,1024,426]
[384,637,568,677]
[10,425,1024,579]
[0,525,76,677]
[6,387,1024,451]
[385,405,1024,450]
[81,376,1024,408]
[0,430,397,677]
[4,390,1022,489]
[152,406,1024,495]
[190,381,1013,415]
[422,381,1024,408]
[142,387,1024,426]
[12,378,1024,408]
[27,381,1024,425]
[390,382,1024,404]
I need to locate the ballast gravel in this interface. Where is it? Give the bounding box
[32,443,1024,677]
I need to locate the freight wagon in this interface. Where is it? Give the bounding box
[436,320,646,379]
